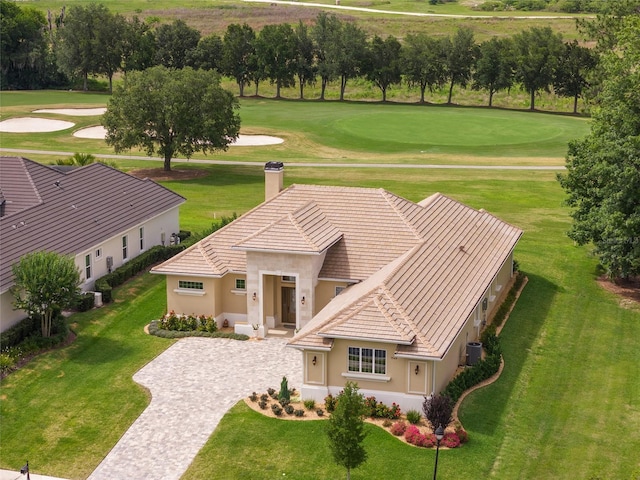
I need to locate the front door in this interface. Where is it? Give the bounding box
[282,286,296,324]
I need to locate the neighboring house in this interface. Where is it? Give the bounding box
[0,157,185,332]
[153,162,522,410]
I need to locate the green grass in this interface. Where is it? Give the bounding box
[0,91,590,166]
[0,99,638,479]
[18,0,583,40]
[0,273,173,480]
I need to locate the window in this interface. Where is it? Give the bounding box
[139,227,144,251]
[95,248,102,259]
[348,347,386,375]
[235,279,246,290]
[85,254,92,280]
[282,276,295,283]
[178,281,203,290]
[122,235,128,260]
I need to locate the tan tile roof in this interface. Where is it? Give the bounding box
[289,194,522,359]
[234,202,343,254]
[153,184,428,279]
[0,157,185,293]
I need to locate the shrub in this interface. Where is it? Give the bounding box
[74,291,95,312]
[258,400,267,409]
[455,425,469,444]
[271,404,283,416]
[404,425,422,445]
[390,421,407,436]
[260,394,269,402]
[324,394,337,413]
[279,398,290,407]
[267,387,276,397]
[316,408,324,416]
[364,396,378,417]
[294,409,305,417]
[303,399,316,410]
[284,404,295,415]
[249,392,258,402]
[0,316,39,349]
[422,433,436,448]
[147,321,247,340]
[382,419,393,428]
[0,352,16,376]
[442,432,461,448]
[423,394,454,432]
[406,409,422,425]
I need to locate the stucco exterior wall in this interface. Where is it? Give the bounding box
[165,276,218,317]
[0,290,25,332]
[314,280,350,316]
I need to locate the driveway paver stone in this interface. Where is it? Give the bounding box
[88,337,302,480]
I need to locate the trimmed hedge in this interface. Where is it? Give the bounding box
[147,320,249,341]
[0,316,40,349]
[95,244,184,303]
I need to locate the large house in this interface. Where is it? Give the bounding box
[153,162,522,410]
[0,157,185,332]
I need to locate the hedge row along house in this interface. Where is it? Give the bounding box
[153,162,522,410]
[0,157,185,331]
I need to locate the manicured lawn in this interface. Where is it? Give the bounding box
[0,92,590,165]
[0,273,173,479]
[1,109,637,478]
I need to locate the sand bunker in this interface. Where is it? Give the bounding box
[33,107,107,116]
[0,117,75,133]
[73,126,107,139]
[72,125,283,146]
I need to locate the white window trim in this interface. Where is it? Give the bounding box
[139,227,145,252]
[122,235,128,261]
[341,372,391,382]
[347,346,387,376]
[173,288,206,297]
[84,254,92,281]
[95,248,102,259]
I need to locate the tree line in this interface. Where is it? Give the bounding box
[2,1,600,112]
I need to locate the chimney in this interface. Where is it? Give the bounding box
[264,161,284,201]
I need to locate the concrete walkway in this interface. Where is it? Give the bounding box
[86,337,302,480]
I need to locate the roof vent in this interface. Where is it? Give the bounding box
[264,161,284,171]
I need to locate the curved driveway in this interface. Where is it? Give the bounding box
[88,337,302,480]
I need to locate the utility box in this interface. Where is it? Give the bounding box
[466,342,482,366]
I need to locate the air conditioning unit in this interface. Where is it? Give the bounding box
[106,256,113,272]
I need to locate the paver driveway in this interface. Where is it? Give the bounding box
[88,337,302,480]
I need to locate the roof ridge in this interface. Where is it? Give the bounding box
[20,157,44,205]
[380,189,425,240]
[289,202,321,251]
[374,287,415,341]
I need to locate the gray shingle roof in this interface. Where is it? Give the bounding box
[0,157,185,293]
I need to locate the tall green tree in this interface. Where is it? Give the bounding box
[189,33,224,71]
[121,16,155,77]
[326,382,368,480]
[222,23,256,97]
[102,66,240,172]
[473,37,515,107]
[512,26,564,110]
[56,3,110,90]
[0,0,49,89]
[294,20,316,99]
[364,34,402,102]
[336,22,367,101]
[95,11,127,93]
[553,40,598,114]
[312,12,341,100]
[442,27,477,104]
[153,19,200,69]
[255,23,297,99]
[11,251,80,338]
[401,33,446,104]
[558,15,640,279]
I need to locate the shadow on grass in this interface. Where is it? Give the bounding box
[68,336,133,365]
[459,271,558,435]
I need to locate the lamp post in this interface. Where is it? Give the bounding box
[433,425,444,480]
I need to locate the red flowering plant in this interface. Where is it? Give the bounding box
[390,421,407,436]
[442,432,461,448]
[404,425,422,445]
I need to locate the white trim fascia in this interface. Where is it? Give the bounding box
[341,372,391,382]
[394,353,442,362]
[317,333,413,345]
[317,277,361,284]
[286,344,332,352]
